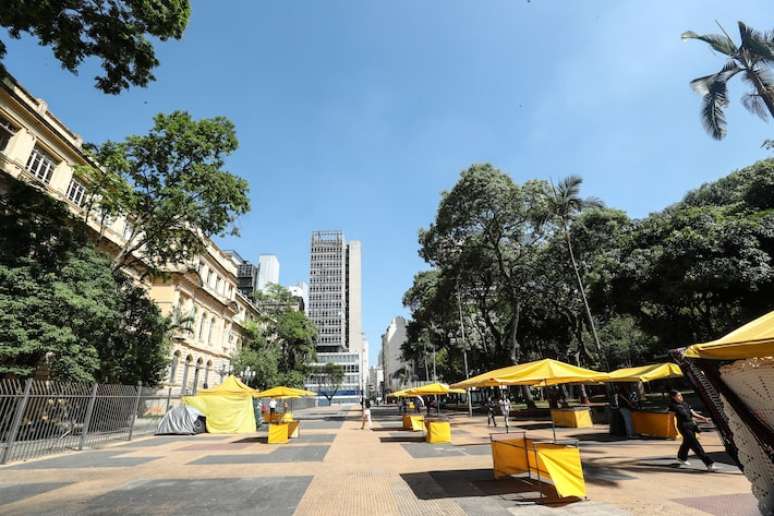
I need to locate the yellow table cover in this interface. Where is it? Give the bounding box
[424,420,452,444]
[683,310,774,360]
[551,408,593,428]
[268,423,289,444]
[631,411,679,439]
[491,436,586,499]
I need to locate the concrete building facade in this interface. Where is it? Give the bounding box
[0,73,259,392]
[381,316,410,393]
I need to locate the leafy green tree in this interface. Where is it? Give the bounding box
[314,363,344,406]
[0,182,172,385]
[276,310,317,373]
[83,111,250,278]
[683,21,774,139]
[231,323,280,389]
[0,0,190,94]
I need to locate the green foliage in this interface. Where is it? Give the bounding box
[683,21,774,139]
[233,287,317,389]
[405,158,774,383]
[314,363,344,403]
[84,111,250,277]
[0,0,190,94]
[0,182,171,385]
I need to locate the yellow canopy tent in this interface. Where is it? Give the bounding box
[183,376,259,433]
[600,363,683,383]
[683,310,774,360]
[404,383,465,396]
[450,359,605,389]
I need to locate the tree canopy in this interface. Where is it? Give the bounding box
[0,0,190,94]
[0,182,173,385]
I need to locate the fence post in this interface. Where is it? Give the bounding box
[165,387,172,413]
[1,378,33,464]
[127,382,142,441]
[79,383,98,451]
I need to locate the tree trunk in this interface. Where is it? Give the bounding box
[564,231,604,366]
[522,385,536,409]
[749,70,774,118]
[573,351,591,404]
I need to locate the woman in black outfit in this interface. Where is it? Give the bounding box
[669,390,717,471]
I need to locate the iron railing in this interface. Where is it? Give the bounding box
[0,379,183,464]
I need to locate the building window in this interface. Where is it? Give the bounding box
[198,314,207,341]
[123,221,134,241]
[66,178,87,206]
[0,115,17,151]
[207,316,216,345]
[26,146,56,183]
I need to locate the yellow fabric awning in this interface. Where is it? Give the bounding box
[601,363,683,383]
[451,359,605,389]
[194,375,262,397]
[683,311,774,360]
[403,383,461,396]
[254,386,317,398]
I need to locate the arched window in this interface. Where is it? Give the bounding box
[169,350,181,384]
[193,357,204,393]
[207,316,216,345]
[204,360,213,387]
[181,355,193,394]
[198,313,207,341]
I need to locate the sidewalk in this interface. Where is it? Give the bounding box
[0,405,756,515]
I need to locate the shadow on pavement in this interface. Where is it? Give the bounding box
[380,435,425,444]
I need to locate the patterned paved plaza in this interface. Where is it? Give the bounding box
[0,406,757,515]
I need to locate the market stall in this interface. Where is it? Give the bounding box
[182,376,261,434]
[254,386,316,442]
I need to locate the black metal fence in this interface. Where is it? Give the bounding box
[0,379,183,464]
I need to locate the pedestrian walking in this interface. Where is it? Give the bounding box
[269,398,277,420]
[669,390,717,471]
[617,385,636,438]
[486,395,498,427]
[361,399,372,430]
[499,395,511,430]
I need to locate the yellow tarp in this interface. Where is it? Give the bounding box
[551,408,593,428]
[183,394,256,434]
[254,386,317,398]
[183,375,257,434]
[425,420,452,444]
[600,363,683,383]
[451,359,605,389]
[491,436,586,499]
[402,415,424,431]
[684,311,774,360]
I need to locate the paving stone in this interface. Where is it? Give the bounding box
[53,476,313,516]
[8,450,161,470]
[0,482,71,505]
[401,443,466,459]
[190,445,330,464]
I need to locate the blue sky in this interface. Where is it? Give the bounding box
[3,1,771,365]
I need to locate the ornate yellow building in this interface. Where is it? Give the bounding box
[0,73,257,391]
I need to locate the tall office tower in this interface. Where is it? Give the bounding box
[306,231,365,403]
[257,255,280,291]
[224,250,258,298]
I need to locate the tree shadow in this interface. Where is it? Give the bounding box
[380,435,425,443]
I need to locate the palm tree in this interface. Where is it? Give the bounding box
[548,176,604,362]
[683,21,774,139]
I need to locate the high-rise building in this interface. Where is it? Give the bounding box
[224,250,258,298]
[305,231,366,404]
[381,316,410,392]
[257,254,280,291]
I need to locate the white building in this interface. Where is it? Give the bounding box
[381,316,410,392]
[287,281,309,312]
[368,366,384,400]
[257,254,280,291]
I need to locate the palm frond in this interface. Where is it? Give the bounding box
[738,21,774,62]
[701,79,730,140]
[582,196,605,210]
[682,30,737,56]
[741,93,769,121]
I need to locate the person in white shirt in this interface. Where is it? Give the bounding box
[269,398,277,420]
[361,399,372,430]
[499,396,511,430]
